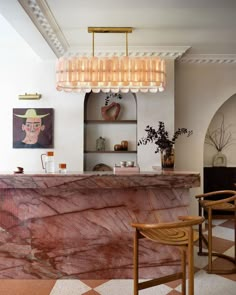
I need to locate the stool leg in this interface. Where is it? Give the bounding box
[181,247,186,295]
[198,201,203,255]
[234,209,236,262]
[188,227,194,295]
[208,208,213,273]
[133,229,139,295]
[232,202,236,265]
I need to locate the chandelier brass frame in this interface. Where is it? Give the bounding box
[56,27,166,93]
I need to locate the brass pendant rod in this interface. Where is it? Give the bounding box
[126,32,128,56]
[88,27,133,57]
[92,32,94,57]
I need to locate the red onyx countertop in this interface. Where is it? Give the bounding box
[0,170,200,189]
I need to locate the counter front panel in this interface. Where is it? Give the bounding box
[0,171,200,279]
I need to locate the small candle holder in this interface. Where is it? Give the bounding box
[59,163,67,173]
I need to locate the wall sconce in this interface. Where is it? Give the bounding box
[18,93,42,100]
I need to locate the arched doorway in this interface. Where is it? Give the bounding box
[203,94,236,203]
[204,94,236,167]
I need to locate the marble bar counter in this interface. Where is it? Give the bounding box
[0,171,200,279]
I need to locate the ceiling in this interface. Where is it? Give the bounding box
[1,0,236,62]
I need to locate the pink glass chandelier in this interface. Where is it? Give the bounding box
[56,27,166,93]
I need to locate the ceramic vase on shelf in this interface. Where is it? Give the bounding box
[212,151,227,167]
[161,147,175,169]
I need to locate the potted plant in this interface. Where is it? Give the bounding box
[138,121,193,168]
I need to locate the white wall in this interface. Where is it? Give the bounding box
[175,61,236,214]
[0,57,85,172]
[0,13,83,172]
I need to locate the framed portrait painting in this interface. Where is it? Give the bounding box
[13,108,54,148]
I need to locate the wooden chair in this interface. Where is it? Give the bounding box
[132,216,204,295]
[195,190,236,274]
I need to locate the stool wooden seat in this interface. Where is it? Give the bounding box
[132,216,204,295]
[195,190,236,274]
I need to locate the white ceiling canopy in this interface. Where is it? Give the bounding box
[1,0,236,63]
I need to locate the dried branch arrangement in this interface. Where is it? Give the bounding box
[205,114,235,152]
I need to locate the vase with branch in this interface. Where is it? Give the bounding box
[138,121,193,169]
[205,114,236,166]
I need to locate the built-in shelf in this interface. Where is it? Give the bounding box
[84,120,137,124]
[84,92,137,171]
[84,151,137,154]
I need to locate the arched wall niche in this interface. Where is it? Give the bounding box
[84,91,137,120]
[83,92,137,171]
[204,93,236,168]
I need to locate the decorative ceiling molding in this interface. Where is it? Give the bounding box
[17,0,189,59]
[66,46,190,59]
[178,54,236,64]
[18,0,69,57]
[17,0,236,64]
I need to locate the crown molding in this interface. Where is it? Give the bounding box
[66,46,190,59]
[18,0,69,57]
[178,54,236,64]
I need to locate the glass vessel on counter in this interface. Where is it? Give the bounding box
[41,151,55,173]
[161,147,175,169]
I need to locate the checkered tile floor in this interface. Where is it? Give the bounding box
[0,219,235,295]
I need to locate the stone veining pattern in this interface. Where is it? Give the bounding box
[0,172,200,279]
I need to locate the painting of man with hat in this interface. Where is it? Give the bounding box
[13,108,53,148]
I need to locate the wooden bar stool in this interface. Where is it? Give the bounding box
[132,216,204,295]
[195,190,236,274]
